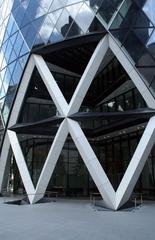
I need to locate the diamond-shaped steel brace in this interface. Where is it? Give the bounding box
[6,34,155,210]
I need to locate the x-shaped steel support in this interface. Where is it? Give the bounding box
[2,34,155,209]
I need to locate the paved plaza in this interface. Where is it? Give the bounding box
[0,198,154,240]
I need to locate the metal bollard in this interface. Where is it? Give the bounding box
[134,198,137,208]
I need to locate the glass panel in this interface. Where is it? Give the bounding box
[37,0,53,12]
[143,0,155,26]
[88,16,105,32]
[10,21,18,35]
[3,29,9,43]
[20,12,31,27]
[19,54,29,69]
[138,67,155,86]
[3,69,11,93]
[10,32,18,46]
[67,0,83,5]
[137,49,155,67]
[49,0,68,12]
[146,30,155,60]
[97,0,117,24]
[134,9,153,28]
[19,42,29,57]
[0,49,4,69]
[125,91,134,110]
[7,15,14,35]
[66,21,83,38]
[24,23,37,48]
[38,16,54,43]
[134,28,154,46]
[75,3,95,32]
[150,78,155,94]
[110,13,123,29]
[20,0,30,10]
[8,49,17,63]
[4,40,12,63]
[56,9,73,37]
[0,84,6,99]
[13,5,27,27]
[25,0,45,20]
[14,32,23,56]
[117,95,125,111]
[12,0,20,10]
[0,75,2,90]
[8,61,16,75]
[123,30,155,66]
[48,9,63,25]
[49,27,63,43]
[119,0,132,18]
[12,61,22,85]
[85,0,104,12]
[33,32,44,46]
[133,0,146,8]
[66,2,83,19]
[134,88,146,108]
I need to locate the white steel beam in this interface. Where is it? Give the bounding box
[32,120,68,203]
[7,130,35,203]
[116,116,155,209]
[67,119,116,210]
[0,133,10,191]
[68,35,109,115]
[8,56,35,128]
[33,54,69,116]
[109,34,155,109]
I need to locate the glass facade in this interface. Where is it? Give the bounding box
[7,52,155,199]
[0,0,155,205]
[110,0,155,96]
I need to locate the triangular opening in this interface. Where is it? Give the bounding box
[133,143,155,200]
[79,49,147,111]
[46,62,81,104]
[10,63,64,189]
[87,127,146,191]
[46,135,99,197]
[42,39,101,103]
[17,134,51,188]
[70,47,151,191]
[18,67,57,124]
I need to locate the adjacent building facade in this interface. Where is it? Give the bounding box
[0,0,155,209]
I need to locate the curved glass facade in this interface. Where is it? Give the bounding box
[0,0,155,209]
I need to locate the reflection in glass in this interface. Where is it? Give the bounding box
[66,2,83,19]
[143,0,155,26]
[97,0,117,24]
[49,0,68,12]
[3,69,11,93]
[12,61,22,85]
[66,21,83,38]
[0,85,5,99]
[14,32,23,55]
[9,49,17,64]
[75,3,94,32]
[38,16,54,43]
[49,27,63,43]
[57,10,74,37]
[48,9,63,25]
